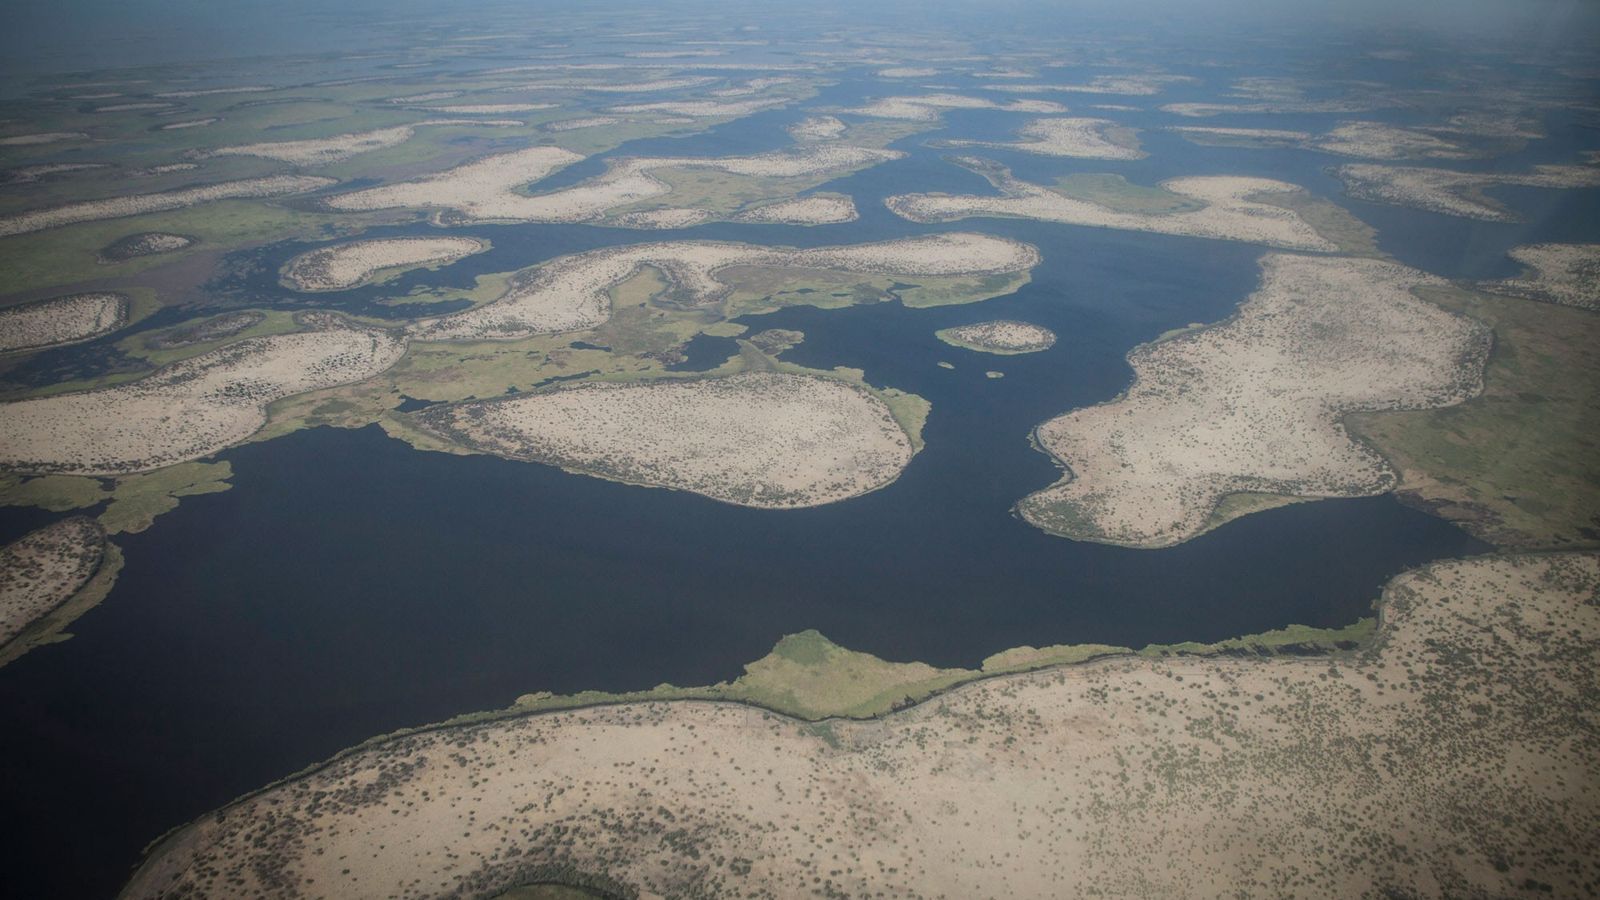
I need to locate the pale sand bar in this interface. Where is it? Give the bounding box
[1019,255,1490,548]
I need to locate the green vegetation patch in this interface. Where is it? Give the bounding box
[1348,285,1600,548]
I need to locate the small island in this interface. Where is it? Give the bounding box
[936,319,1056,354]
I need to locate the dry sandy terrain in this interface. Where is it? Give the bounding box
[156,118,220,131]
[1000,74,1195,95]
[418,372,916,508]
[840,94,1068,121]
[0,292,128,353]
[1311,122,1474,160]
[98,232,193,262]
[887,158,1339,250]
[281,236,488,291]
[938,117,1145,159]
[1167,125,1312,147]
[0,315,406,475]
[1481,243,1600,310]
[325,146,584,217]
[607,99,783,118]
[121,551,1600,899]
[711,78,799,97]
[0,518,104,648]
[198,122,516,167]
[329,145,898,227]
[786,115,846,141]
[877,66,938,78]
[0,131,87,146]
[1019,255,1490,548]
[936,319,1056,354]
[0,174,334,237]
[543,116,622,132]
[729,194,857,224]
[1336,159,1600,221]
[406,233,1039,342]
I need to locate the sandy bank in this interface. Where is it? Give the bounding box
[886,157,1340,250]
[0,293,128,353]
[281,236,488,292]
[406,232,1039,342]
[936,319,1056,354]
[0,174,333,238]
[121,551,1600,899]
[0,517,104,648]
[0,315,406,475]
[1018,254,1490,547]
[417,371,916,507]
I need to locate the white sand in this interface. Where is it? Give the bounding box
[0,316,407,475]
[1,163,108,185]
[324,145,584,217]
[122,552,1600,899]
[786,115,846,141]
[1019,255,1490,547]
[508,76,719,93]
[1312,122,1474,160]
[424,372,915,507]
[0,518,104,648]
[997,74,1195,95]
[1167,125,1311,146]
[329,145,898,227]
[0,293,128,354]
[157,118,220,130]
[0,175,334,237]
[407,233,1038,342]
[939,117,1145,159]
[841,93,1068,121]
[887,158,1339,250]
[198,121,516,167]
[878,67,938,78]
[543,116,622,131]
[281,236,488,292]
[729,194,857,224]
[1482,243,1600,310]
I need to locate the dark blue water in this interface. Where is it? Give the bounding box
[6,52,1597,900]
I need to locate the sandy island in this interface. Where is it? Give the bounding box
[1018,254,1490,548]
[120,551,1600,898]
[405,232,1040,342]
[327,144,900,227]
[886,157,1341,251]
[1336,156,1600,221]
[936,319,1056,354]
[98,232,194,263]
[840,93,1068,121]
[281,236,488,292]
[0,293,128,354]
[417,371,916,508]
[0,174,334,238]
[936,116,1144,159]
[1481,243,1600,311]
[196,122,520,167]
[0,517,105,650]
[0,314,406,475]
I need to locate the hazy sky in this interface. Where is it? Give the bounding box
[2,0,1596,80]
